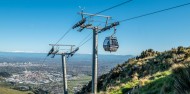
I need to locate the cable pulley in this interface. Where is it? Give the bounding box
[99,22,119,33]
[67,47,79,58]
[72,18,86,29]
[51,47,59,58]
[77,24,92,32]
[47,46,54,56]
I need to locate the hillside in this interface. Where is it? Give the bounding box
[0,87,33,94]
[77,46,190,94]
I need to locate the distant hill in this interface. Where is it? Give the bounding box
[0,52,133,64]
[77,46,190,94]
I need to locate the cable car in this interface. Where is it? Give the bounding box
[103,36,119,52]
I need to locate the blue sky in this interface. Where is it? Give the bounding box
[0,0,190,55]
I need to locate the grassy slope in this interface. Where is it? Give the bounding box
[0,87,33,94]
[77,46,190,94]
[68,75,91,94]
[108,70,172,94]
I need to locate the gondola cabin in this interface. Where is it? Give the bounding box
[103,36,119,52]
